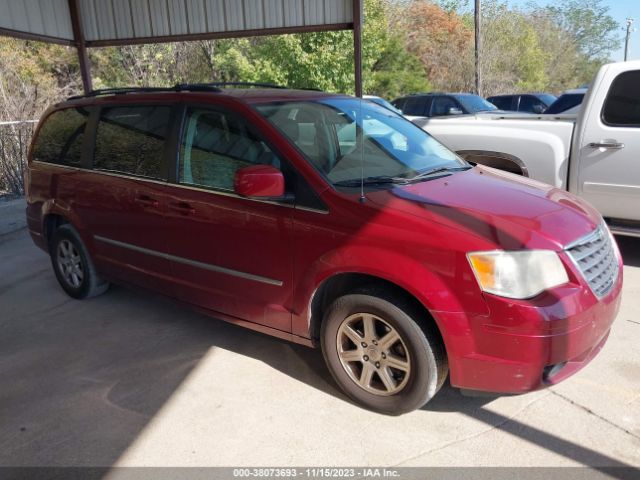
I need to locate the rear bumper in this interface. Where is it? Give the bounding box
[435,266,623,394]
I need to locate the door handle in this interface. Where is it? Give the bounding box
[587,141,625,150]
[134,195,159,208]
[168,202,196,215]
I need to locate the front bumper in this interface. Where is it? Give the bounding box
[434,262,623,394]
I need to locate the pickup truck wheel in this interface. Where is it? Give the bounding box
[50,224,109,299]
[321,287,447,415]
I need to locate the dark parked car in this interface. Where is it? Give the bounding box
[26,83,622,414]
[487,93,557,113]
[392,93,498,117]
[545,88,587,114]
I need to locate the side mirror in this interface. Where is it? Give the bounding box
[533,104,545,114]
[448,107,463,115]
[234,165,285,198]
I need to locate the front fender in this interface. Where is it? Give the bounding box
[291,243,489,339]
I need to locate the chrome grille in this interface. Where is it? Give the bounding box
[566,224,619,299]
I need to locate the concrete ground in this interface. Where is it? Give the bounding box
[1,197,639,470]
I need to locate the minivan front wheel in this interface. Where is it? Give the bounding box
[50,224,109,299]
[321,287,447,414]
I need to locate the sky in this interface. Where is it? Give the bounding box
[506,0,639,62]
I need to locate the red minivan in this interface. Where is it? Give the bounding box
[25,84,623,414]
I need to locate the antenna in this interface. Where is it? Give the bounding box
[624,18,635,61]
[358,97,366,203]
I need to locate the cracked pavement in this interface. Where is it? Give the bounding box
[0,198,639,468]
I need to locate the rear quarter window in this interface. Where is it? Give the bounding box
[602,70,640,127]
[31,107,90,166]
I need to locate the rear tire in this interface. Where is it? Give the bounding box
[321,286,447,415]
[50,224,109,299]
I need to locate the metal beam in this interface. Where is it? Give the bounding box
[68,0,92,93]
[353,0,363,98]
[85,23,354,48]
[0,27,73,46]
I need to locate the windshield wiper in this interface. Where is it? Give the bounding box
[333,175,407,187]
[405,165,471,183]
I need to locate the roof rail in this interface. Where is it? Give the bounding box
[67,84,223,101]
[202,82,324,91]
[180,82,287,89]
[66,81,319,101]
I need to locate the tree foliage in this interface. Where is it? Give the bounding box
[400,0,621,96]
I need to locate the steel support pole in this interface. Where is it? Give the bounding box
[68,0,92,93]
[353,0,363,98]
[475,0,482,96]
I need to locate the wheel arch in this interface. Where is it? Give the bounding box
[456,149,528,176]
[40,200,88,251]
[307,272,447,360]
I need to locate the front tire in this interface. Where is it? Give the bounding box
[321,287,447,414]
[50,224,109,299]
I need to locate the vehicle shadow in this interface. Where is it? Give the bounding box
[2,231,637,470]
[616,235,640,267]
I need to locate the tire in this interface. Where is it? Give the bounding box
[321,286,448,415]
[50,224,109,299]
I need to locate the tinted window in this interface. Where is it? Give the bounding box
[402,97,427,116]
[519,95,546,113]
[487,96,513,110]
[602,70,640,126]
[391,98,405,111]
[94,105,170,179]
[545,94,584,114]
[431,96,461,116]
[32,108,90,166]
[179,108,282,191]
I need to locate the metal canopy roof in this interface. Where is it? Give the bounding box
[0,0,362,94]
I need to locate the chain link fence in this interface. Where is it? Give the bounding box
[0,120,36,196]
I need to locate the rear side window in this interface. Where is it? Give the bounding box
[488,96,512,110]
[431,96,460,116]
[94,105,171,179]
[519,96,546,113]
[31,108,90,166]
[602,70,640,127]
[402,97,427,116]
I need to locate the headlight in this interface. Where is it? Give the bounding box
[467,250,569,299]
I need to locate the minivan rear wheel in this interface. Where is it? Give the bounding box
[321,287,447,415]
[50,224,109,299]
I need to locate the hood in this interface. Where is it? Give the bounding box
[366,166,601,251]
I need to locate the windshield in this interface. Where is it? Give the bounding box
[255,98,466,186]
[456,95,498,113]
[545,94,584,114]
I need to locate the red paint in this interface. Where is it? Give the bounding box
[234,165,285,198]
[26,88,623,395]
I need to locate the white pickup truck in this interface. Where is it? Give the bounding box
[412,60,640,237]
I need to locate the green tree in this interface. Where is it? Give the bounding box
[541,0,620,60]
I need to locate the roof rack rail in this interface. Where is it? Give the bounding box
[180,82,287,89]
[66,81,321,101]
[67,84,223,101]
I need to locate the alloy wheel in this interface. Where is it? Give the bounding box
[57,239,84,288]
[336,312,411,396]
